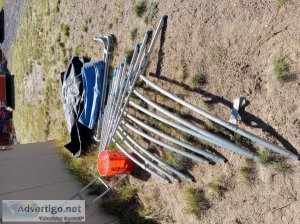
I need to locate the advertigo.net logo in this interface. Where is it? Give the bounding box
[2,200,85,222]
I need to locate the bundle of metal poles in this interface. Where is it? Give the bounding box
[93,35,113,141]
[97,16,299,183]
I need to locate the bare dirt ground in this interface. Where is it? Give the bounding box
[9,0,300,223]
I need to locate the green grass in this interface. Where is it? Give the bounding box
[206,175,225,196]
[209,46,226,65]
[61,23,70,37]
[107,141,118,151]
[112,16,119,24]
[258,149,274,166]
[239,158,255,183]
[101,184,158,224]
[179,71,186,83]
[45,5,51,16]
[82,18,91,32]
[118,185,137,199]
[239,166,253,183]
[125,49,134,64]
[133,1,146,17]
[172,62,186,83]
[204,101,213,112]
[203,122,216,133]
[207,182,221,196]
[82,24,88,32]
[73,46,80,56]
[276,0,286,10]
[11,1,65,143]
[0,0,3,9]
[233,134,253,149]
[172,154,194,172]
[257,149,292,174]
[184,186,209,215]
[161,148,194,172]
[274,161,291,173]
[272,56,290,82]
[130,28,138,41]
[59,146,99,185]
[53,0,60,13]
[190,74,205,89]
[144,2,158,24]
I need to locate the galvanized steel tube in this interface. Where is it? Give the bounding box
[112,138,169,182]
[107,17,167,147]
[133,90,258,160]
[139,75,299,160]
[118,127,194,182]
[116,130,179,182]
[128,100,225,162]
[100,67,121,150]
[103,32,150,150]
[121,118,209,164]
[105,44,141,146]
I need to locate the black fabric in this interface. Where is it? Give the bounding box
[61,57,93,157]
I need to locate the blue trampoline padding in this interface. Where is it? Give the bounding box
[78,60,105,129]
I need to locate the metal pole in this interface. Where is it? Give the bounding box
[121,119,209,164]
[132,90,258,159]
[102,31,151,150]
[125,111,253,160]
[112,138,169,182]
[103,64,126,149]
[99,73,116,149]
[100,44,141,150]
[139,75,299,160]
[118,126,194,182]
[116,130,179,182]
[106,16,167,149]
[94,35,112,140]
[100,67,120,150]
[102,66,123,149]
[128,100,225,162]
[104,63,127,146]
[86,176,126,209]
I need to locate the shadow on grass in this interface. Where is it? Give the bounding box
[101,192,158,224]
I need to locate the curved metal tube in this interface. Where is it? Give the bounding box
[128,100,225,162]
[139,75,299,160]
[107,16,167,148]
[116,130,179,182]
[112,138,168,182]
[132,90,258,159]
[121,118,209,164]
[118,127,194,182]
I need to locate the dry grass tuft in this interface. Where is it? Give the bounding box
[184,186,210,215]
[190,73,206,89]
[272,56,291,82]
[133,1,146,17]
[239,158,256,184]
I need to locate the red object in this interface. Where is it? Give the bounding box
[0,75,6,106]
[0,133,10,146]
[97,150,135,176]
[0,73,13,147]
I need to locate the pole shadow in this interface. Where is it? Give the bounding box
[153,16,168,79]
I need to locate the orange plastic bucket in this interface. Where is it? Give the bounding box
[98,150,135,176]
